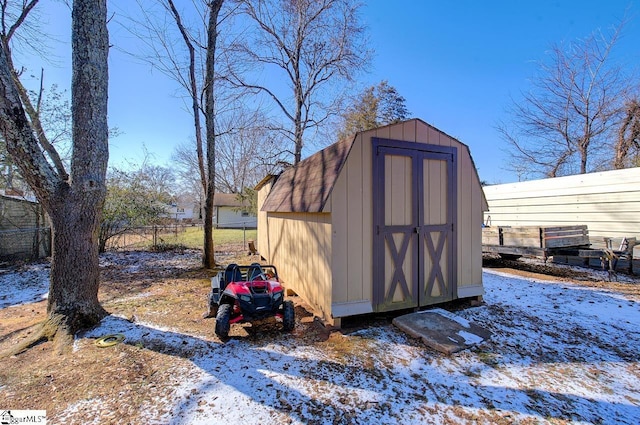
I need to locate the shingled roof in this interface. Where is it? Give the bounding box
[261,136,354,212]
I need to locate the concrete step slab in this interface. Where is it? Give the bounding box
[392,308,492,354]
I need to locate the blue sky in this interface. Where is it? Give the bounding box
[17,0,640,184]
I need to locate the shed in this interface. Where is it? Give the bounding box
[256,119,488,326]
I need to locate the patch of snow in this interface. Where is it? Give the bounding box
[423,307,472,328]
[0,262,49,308]
[457,330,484,345]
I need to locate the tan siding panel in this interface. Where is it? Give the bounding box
[360,134,374,302]
[256,181,272,260]
[268,213,333,319]
[389,122,404,141]
[375,126,391,140]
[457,147,473,287]
[471,169,484,286]
[428,126,440,145]
[416,121,429,144]
[404,120,417,142]
[346,136,365,301]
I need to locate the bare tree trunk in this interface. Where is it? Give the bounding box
[48,192,106,332]
[294,85,303,165]
[202,0,223,269]
[47,0,109,343]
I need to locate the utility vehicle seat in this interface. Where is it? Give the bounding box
[223,263,243,289]
[247,263,264,281]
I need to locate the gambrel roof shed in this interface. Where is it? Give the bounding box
[257,119,488,326]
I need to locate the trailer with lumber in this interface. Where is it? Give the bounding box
[482,225,638,277]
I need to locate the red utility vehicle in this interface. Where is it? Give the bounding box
[208,263,295,338]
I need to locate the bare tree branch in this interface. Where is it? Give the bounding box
[229,0,370,164]
[500,21,631,179]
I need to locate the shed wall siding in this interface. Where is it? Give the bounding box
[0,196,50,259]
[483,168,640,251]
[331,131,373,311]
[265,212,333,319]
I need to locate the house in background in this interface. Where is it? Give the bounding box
[164,194,200,222]
[214,193,256,229]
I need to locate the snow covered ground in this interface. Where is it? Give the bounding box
[2,256,639,424]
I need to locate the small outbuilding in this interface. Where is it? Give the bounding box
[256,119,487,326]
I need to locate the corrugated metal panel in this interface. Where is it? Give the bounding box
[484,168,640,249]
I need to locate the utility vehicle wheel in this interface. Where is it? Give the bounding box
[282,300,295,331]
[215,303,232,338]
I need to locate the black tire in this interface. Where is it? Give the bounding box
[282,300,295,332]
[215,303,232,339]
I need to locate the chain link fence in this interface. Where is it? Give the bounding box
[105,224,194,251]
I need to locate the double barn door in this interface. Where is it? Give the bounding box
[372,138,457,312]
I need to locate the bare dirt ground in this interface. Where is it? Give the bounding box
[0,244,331,423]
[1,247,638,424]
